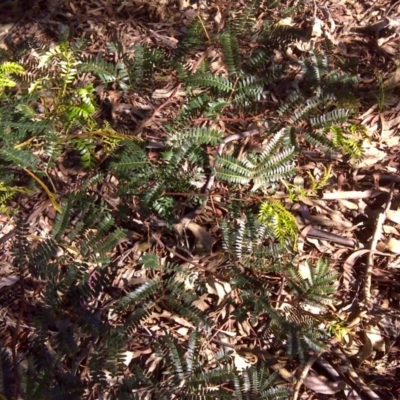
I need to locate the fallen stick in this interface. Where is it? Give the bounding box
[321,190,383,200]
[292,350,323,400]
[363,184,394,308]
[307,227,356,247]
[355,174,400,184]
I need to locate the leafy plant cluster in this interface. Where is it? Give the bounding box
[0,198,336,399]
[0,1,360,398]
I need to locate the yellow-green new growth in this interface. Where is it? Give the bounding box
[0,181,32,215]
[0,61,25,94]
[258,200,298,247]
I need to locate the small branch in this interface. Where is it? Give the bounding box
[0,227,17,246]
[11,305,23,399]
[193,111,268,123]
[321,190,383,200]
[307,227,356,247]
[355,173,400,184]
[292,351,323,400]
[163,189,384,201]
[363,183,394,307]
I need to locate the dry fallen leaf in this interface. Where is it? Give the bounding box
[385,237,400,254]
[386,209,400,224]
[233,351,254,371]
[214,6,222,24]
[355,142,386,168]
[380,114,392,140]
[186,222,215,253]
[122,351,134,366]
[306,237,333,253]
[342,249,371,290]
[298,261,312,281]
[179,0,192,10]
[383,225,400,236]
[192,294,210,311]
[0,275,19,288]
[159,310,195,328]
[383,67,400,89]
[174,221,215,254]
[304,370,346,394]
[366,325,385,351]
[205,277,232,305]
[311,18,324,38]
[338,199,358,211]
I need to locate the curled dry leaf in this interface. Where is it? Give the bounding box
[354,332,373,365]
[383,67,400,89]
[342,249,371,290]
[306,237,333,253]
[298,225,314,253]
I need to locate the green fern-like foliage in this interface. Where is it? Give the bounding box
[220,27,242,76]
[0,39,131,210]
[287,258,337,312]
[233,366,289,400]
[277,51,358,152]
[0,1,362,397]
[80,43,168,90]
[110,127,223,222]
[221,211,288,265]
[113,330,289,400]
[280,259,336,359]
[215,129,296,191]
[33,42,98,130]
[259,22,311,53]
[219,196,337,360]
[0,41,113,209]
[151,332,230,399]
[172,14,298,118]
[240,263,333,362]
[173,19,207,63]
[0,180,32,214]
[263,259,337,361]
